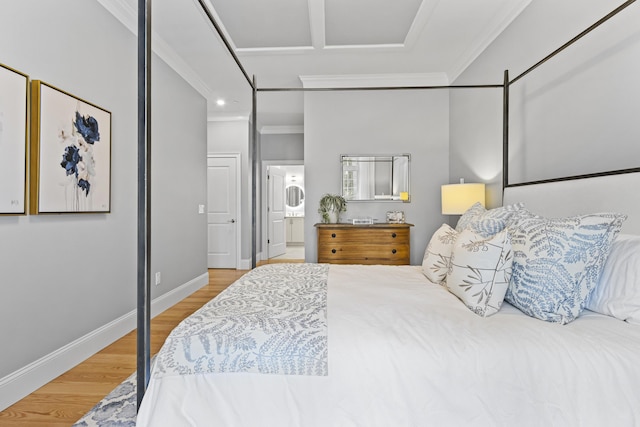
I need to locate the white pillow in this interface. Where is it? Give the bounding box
[446,228,513,317]
[586,234,640,325]
[422,224,458,285]
[505,210,626,324]
[456,202,525,238]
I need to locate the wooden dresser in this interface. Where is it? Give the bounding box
[315,223,413,265]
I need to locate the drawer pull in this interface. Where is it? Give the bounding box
[392,233,397,238]
[332,249,337,254]
[331,233,336,238]
[392,249,397,254]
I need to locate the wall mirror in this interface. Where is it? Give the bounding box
[341,154,410,201]
[286,185,305,207]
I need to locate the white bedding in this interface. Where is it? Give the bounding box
[137,264,640,426]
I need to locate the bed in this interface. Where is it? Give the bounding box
[137,172,640,426]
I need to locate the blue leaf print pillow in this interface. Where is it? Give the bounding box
[504,209,626,324]
[456,202,525,238]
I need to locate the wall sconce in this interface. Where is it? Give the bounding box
[441,179,485,215]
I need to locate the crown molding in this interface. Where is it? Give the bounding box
[236,46,315,56]
[97,0,136,34]
[207,114,250,123]
[448,0,532,82]
[260,125,304,134]
[299,73,449,88]
[402,0,441,49]
[98,0,213,99]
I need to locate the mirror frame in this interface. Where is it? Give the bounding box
[341,154,411,202]
[285,184,305,208]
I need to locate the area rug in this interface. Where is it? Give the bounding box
[72,365,144,427]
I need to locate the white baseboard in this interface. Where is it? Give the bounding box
[239,251,264,270]
[150,271,209,318]
[0,271,209,411]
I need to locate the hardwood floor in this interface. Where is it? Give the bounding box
[0,268,252,426]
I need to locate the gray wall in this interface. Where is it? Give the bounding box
[0,0,207,391]
[151,58,208,298]
[304,89,449,265]
[261,132,304,161]
[207,120,254,265]
[450,0,640,207]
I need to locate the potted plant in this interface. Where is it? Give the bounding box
[318,193,347,223]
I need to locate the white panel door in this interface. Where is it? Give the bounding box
[207,156,238,268]
[268,167,286,258]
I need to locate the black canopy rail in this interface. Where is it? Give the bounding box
[251,76,258,268]
[195,0,254,89]
[136,0,152,410]
[510,0,636,86]
[256,84,504,92]
[503,0,637,189]
[505,167,640,188]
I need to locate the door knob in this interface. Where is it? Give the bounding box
[228,219,236,223]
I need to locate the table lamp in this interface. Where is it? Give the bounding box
[441,179,485,215]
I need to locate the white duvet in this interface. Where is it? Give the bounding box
[137,265,640,426]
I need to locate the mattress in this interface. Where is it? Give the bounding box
[137,264,640,426]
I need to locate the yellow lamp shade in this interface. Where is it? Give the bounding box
[441,183,485,215]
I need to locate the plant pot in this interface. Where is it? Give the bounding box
[327,210,339,224]
[318,193,346,224]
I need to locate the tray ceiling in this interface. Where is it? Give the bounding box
[99,0,532,130]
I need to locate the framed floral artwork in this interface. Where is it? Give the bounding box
[30,81,111,214]
[0,63,28,215]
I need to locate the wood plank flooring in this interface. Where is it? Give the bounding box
[0,264,301,426]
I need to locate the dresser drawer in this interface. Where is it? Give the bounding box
[318,242,410,264]
[315,223,413,265]
[317,228,409,245]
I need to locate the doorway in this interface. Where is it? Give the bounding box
[207,154,241,268]
[263,162,305,261]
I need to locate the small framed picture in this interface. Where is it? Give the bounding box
[30,80,111,214]
[0,63,28,215]
[386,211,405,223]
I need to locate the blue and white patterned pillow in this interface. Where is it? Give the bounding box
[422,224,458,284]
[446,228,513,317]
[456,202,525,238]
[505,209,626,324]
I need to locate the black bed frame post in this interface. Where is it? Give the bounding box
[251,75,258,269]
[502,70,509,191]
[136,0,152,409]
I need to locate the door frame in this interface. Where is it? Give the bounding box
[208,153,242,269]
[261,160,304,261]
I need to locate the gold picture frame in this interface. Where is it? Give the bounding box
[0,62,29,215]
[30,81,111,214]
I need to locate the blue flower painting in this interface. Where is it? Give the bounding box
[34,81,111,214]
[59,111,100,196]
[61,145,81,177]
[74,111,100,144]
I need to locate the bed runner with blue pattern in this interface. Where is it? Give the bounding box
[153,263,329,378]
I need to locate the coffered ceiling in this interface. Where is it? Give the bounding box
[99,0,532,131]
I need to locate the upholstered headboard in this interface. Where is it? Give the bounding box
[503,172,640,235]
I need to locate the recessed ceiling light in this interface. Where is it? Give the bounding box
[216,99,225,106]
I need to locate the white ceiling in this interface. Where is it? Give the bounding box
[99,0,532,132]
